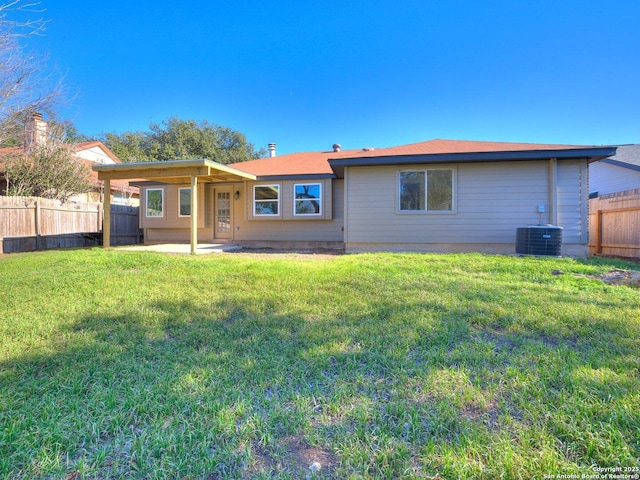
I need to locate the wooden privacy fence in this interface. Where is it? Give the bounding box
[110,204,141,246]
[0,196,140,254]
[589,189,640,259]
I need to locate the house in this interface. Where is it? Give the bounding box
[587,144,640,259]
[589,144,640,197]
[92,139,616,256]
[0,113,138,205]
[74,140,139,205]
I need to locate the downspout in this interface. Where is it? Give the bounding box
[549,158,558,225]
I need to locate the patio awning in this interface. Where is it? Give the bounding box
[92,159,256,254]
[92,158,257,184]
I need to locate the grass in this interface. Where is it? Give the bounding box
[0,248,639,479]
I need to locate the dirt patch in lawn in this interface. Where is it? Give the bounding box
[591,269,640,287]
[248,434,339,478]
[551,268,640,287]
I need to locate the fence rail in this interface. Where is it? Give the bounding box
[0,196,139,253]
[589,189,640,259]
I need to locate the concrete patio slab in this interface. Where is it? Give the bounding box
[116,243,242,254]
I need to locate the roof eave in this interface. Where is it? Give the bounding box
[328,147,618,178]
[92,159,257,182]
[600,158,640,173]
[75,141,123,164]
[253,173,336,181]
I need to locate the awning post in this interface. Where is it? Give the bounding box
[190,175,198,254]
[103,179,111,248]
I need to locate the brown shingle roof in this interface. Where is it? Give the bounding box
[229,148,363,176]
[230,139,597,177]
[74,141,123,164]
[343,138,588,158]
[0,147,21,174]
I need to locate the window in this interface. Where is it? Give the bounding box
[146,188,164,217]
[294,183,322,216]
[254,185,279,216]
[179,188,191,217]
[399,169,454,212]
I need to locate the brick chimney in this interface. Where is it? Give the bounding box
[24,112,48,153]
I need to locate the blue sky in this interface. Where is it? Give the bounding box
[27,0,640,155]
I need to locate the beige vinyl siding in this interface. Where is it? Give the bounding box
[346,161,555,245]
[75,145,117,165]
[140,185,208,229]
[140,180,343,245]
[245,178,333,221]
[233,180,344,242]
[145,227,215,243]
[557,159,587,244]
[589,162,640,195]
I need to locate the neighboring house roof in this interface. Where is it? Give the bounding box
[74,141,123,165]
[0,147,21,175]
[588,144,640,196]
[86,163,138,195]
[0,141,138,196]
[0,146,21,156]
[598,144,640,172]
[74,141,138,194]
[231,139,617,179]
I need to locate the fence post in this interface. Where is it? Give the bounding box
[595,210,603,254]
[35,197,42,250]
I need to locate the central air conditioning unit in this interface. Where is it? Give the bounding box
[516,225,563,256]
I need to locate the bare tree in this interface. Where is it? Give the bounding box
[0,0,64,146]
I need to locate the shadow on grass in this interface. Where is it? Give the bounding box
[1,291,639,478]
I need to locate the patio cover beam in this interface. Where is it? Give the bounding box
[93,159,257,183]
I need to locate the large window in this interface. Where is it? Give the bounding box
[399,169,454,212]
[254,185,279,216]
[178,188,191,217]
[146,188,164,217]
[294,183,322,216]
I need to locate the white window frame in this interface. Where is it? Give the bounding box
[145,188,164,218]
[293,183,322,217]
[178,187,191,217]
[253,184,280,217]
[398,167,456,214]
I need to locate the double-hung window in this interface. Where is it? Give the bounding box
[254,185,279,216]
[178,188,191,217]
[294,183,322,216]
[399,169,454,212]
[146,188,164,217]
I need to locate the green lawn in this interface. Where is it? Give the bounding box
[1,249,639,479]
